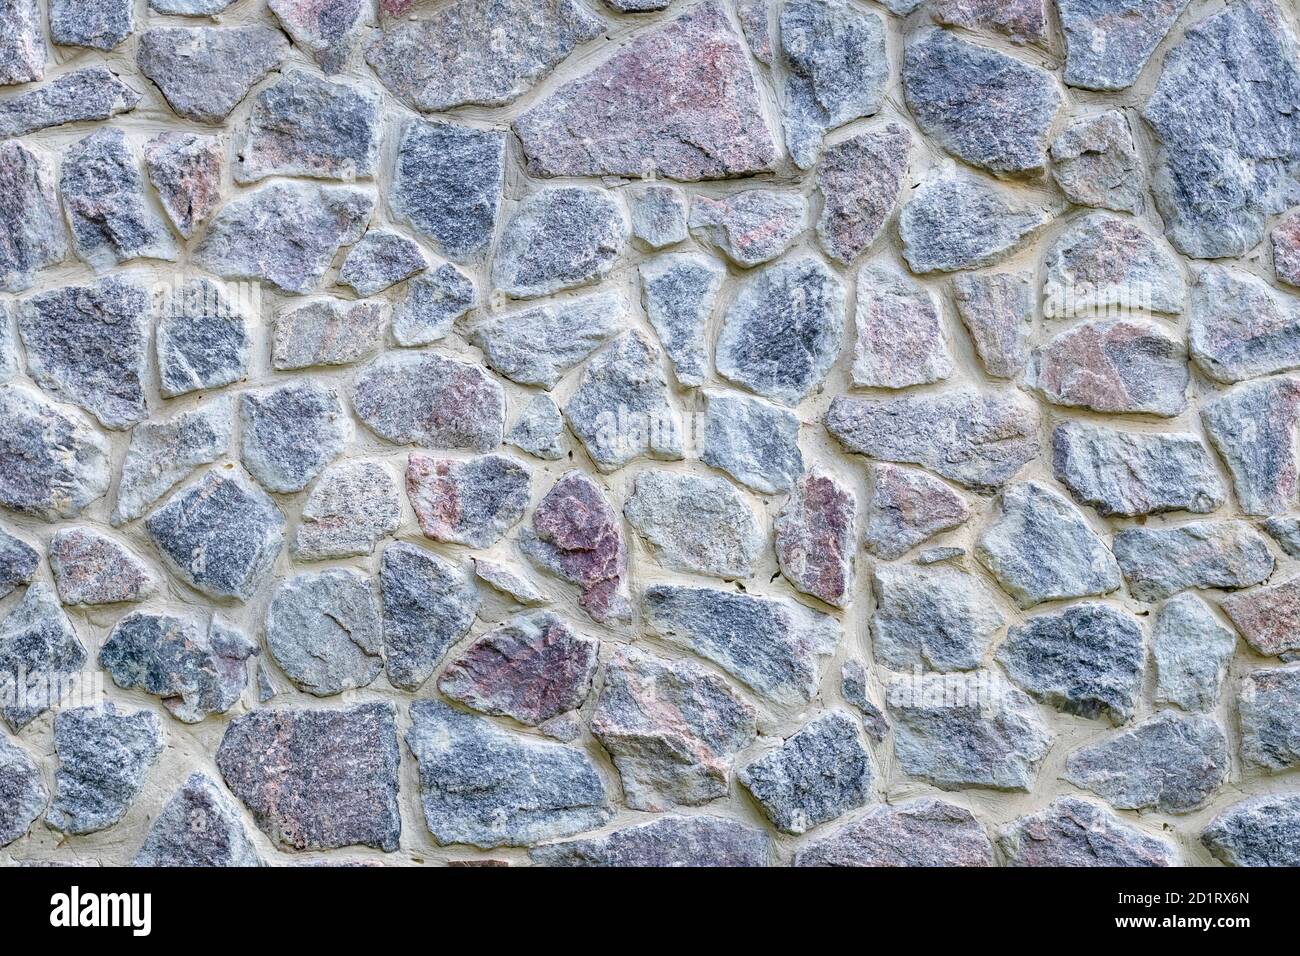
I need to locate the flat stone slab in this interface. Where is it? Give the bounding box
[269,0,369,75]
[506,395,566,461]
[266,570,383,697]
[795,799,994,867]
[1060,0,1189,91]
[469,291,624,389]
[640,254,722,387]
[628,184,688,250]
[492,186,628,300]
[0,140,67,294]
[240,382,351,494]
[51,0,133,52]
[900,174,1047,273]
[531,814,772,867]
[156,278,253,398]
[688,190,805,268]
[1050,110,1143,213]
[392,264,476,347]
[853,263,952,389]
[931,0,1047,44]
[0,67,139,138]
[701,390,804,495]
[1112,520,1274,602]
[294,460,401,560]
[1221,575,1300,657]
[1239,664,1300,771]
[952,272,1033,379]
[0,526,38,600]
[775,467,855,607]
[406,452,531,548]
[49,527,157,607]
[1189,266,1300,383]
[273,298,388,371]
[144,132,223,239]
[1152,592,1236,712]
[138,26,288,124]
[0,0,44,86]
[112,399,232,526]
[1201,376,1300,516]
[863,464,970,559]
[816,123,912,265]
[0,735,46,849]
[1043,212,1185,317]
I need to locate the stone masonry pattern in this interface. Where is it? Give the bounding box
[3,0,1300,868]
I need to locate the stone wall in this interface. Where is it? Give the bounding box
[1,0,1298,867]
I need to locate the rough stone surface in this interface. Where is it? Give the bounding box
[840,659,889,741]
[863,464,969,559]
[0,0,43,86]
[1221,576,1300,657]
[688,190,805,268]
[624,470,762,579]
[1238,664,1300,771]
[392,265,476,347]
[0,735,45,849]
[628,184,688,250]
[1202,793,1300,866]
[51,0,133,51]
[716,256,844,407]
[266,570,382,697]
[931,0,1047,45]
[407,699,611,848]
[49,527,156,606]
[216,703,401,851]
[1264,516,1300,557]
[816,123,911,265]
[1043,213,1185,317]
[1060,0,1189,91]
[796,799,994,867]
[643,584,838,707]
[514,1,779,180]
[144,132,222,239]
[339,229,428,296]
[294,460,401,560]
[493,187,627,300]
[900,174,1047,273]
[273,298,387,371]
[531,814,771,867]
[0,67,139,138]
[134,772,261,868]
[0,526,38,600]
[952,272,1032,379]
[853,264,952,389]
[112,399,232,526]
[775,468,854,607]
[640,255,721,388]
[1201,376,1300,516]
[872,563,1004,673]
[1112,520,1274,602]
[46,704,163,835]
[474,559,547,608]
[1050,111,1143,213]
[470,292,623,389]
[591,646,755,811]
[269,0,370,75]
[240,382,351,494]
[1273,209,1300,287]
[507,395,566,461]
[1189,266,1300,383]
[138,26,288,124]
[976,481,1121,608]
[999,797,1177,867]
[701,391,803,495]
[156,279,252,398]
[0,583,87,731]
[0,385,110,521]
[407,453,530,548]
[0,140,66,294]
[353,351,504,452]
[380,542,478,691]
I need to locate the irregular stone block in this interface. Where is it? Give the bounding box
[150,0,239,13]
[853,263,952,389]
[0,385,110,521]
[339,229,427,296]
[931,0,1047,44]
[240,382,350,494]
[1043,213,1185,317]
[531,815,771,867]
[976,481,1121,608]
[900,174,1047,273]
[138,26,288,124]
[796,799,994,867]
[643,584,838,706]
[0,583,86,731]
[380,542,478,691]
[1272,208,1300,287]
[46,703,163,835]
[392,264,476,347]
[134,772,261,868]
[1264,516,1300,557]
[144,132,222,239]
[1061,0,1189,91]
[736,0,772,62]
[112,399,232,526]
[1152,593,1235,714]
[1201,376,1300,516]
[1239,665,1300,771]
[863,464,969,559]
[50,0,133,51]
[873,563,1004,673]
[0,0,43,86]
[507,395,566,461]
[841,659,890,741]
[0,526,37,600]
[1113,520,1274,602]
[816,123,911,264]
[266,570,382,697]
[1050,110,1143,213]
[952,271,1032,378]
[999,797,1177,867]
[493,186,627,300]
[688,190,805,267]
[0,735,45,849]
[473,559,547,608]
[775,468,854,608]
[0,140,66,294]
[514,1,778,180]
[145,470,285,602]
[1189,266,1300,383]
[0,67,138,138]
[269,0,370,74]
[701,390,803,495]
[627,184,688,250]
[294,460,401,560]
[625,470,762,579]
[1202,793,1300,866]
[353,351,504,451]
[217,703,401,851]
[640,254,721,388]
[49,528,156,607]
[273,298,387,371]
[1221,576,1300,657]
[469,291,623,389]
[407,699,611,848]
[407,453,530,548]
[156,278,252,398]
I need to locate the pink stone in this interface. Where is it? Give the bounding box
[931,0,1048,44]
[864,464,970,560]
[852,264,952,389]
[1221,576,1300,657]
[144,132,223,239]
[816,123,912,265]
[952,272,1033,379]
[775,468,856,608]
[1272,209,1300,288]
[406,452,531,548]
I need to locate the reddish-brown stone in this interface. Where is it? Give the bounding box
[775,468,856,608]
[1221,577,1300,657]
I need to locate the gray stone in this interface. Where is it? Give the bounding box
[156,278,252,398]
[0,526,37,600]
[827,388,1040,491]
[367,0,601,111]
[1043,213,1185,317]
[702,391,803,495]
[853,263,953,389]
[1026,320,1188,417]
[0,583,86,731]
[353,351,504,451]
[863,464,970,559]
[0,305,13,381]
[0,385,110,521]
[565,332,683,472]
[150,0,239,14]
[999,797,1177,866]
[952,272,1032,379]
[0,67,139,138]
[1050,110,1144,213]
[918,547,965,564]
[339,229,427,296]
[1273,209,1300,287]
[49,528,156,607]
[976,481,1121,609]
[0,0,43,86]
[145,470,285,602]
[390,120,504,262]
[873,564,1004,673]
[840,659,889,741]
[643,584,838,707]
[1064,710,1229,813]
[1190,266,1300,383]
[998,602,1143,722]
[717,256,844,406]
[507,396,566,461]
[931,0,1048,44]
[739,710,872,835]
[1264,516,1300,557]
[688,190,805,268]
[1061,0,1189,91]
[50,0,132,50]
[266,570,383,697]
[0,735,45,848]
[1051,422,1225,518]
[407,699,611,848]
[1202,793,1300,866]
[59,129,177,273]
[19,275,149,430]
[196,181,374,295]
[736,0,772,63]
[900,174,1048,273]
[796,799,995,867]
[441,611,597,727]
[469,291,624,389]
[628,184,688,250]
[1221,575,1300,657]
[1201,376,1300,516]
[144,132,223,239]
[112,399,232,526]
[134,772,260,868]
[272,298,387,371]
[514,2,778,180]
[407,452,531,548]
[816,124,912,265]
[780,0,888,170]
[1142,0,1300,258]
[99,611,255,723]
[775,468,855,608]
[240,382,351,494]
[392,264,477,347]
[640,254,722,387]
[531,815,772,867]
[493,187,627,300]
[519,472,630,624]
[138,26,288,124]
[1113,520,1274,602]
[380,542,478,691]
[1153,593,1236,712]
[295,460,400,560]
[474,559,547,607]
[1239,665,1300,771]
[904,28,1059,175]
[624,470,762,579]
[46,704,163,835]
[592,646,755,810]
[237,71,382,184]
[0,140,66,294]
[269,0,370,74]
[887,670,1053,791]
[216,703,401,851]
